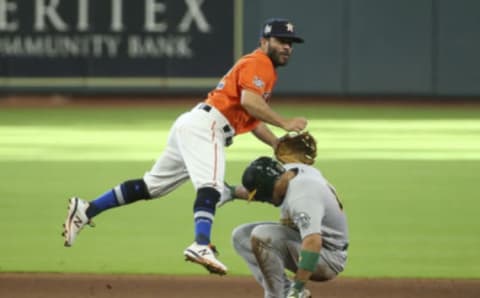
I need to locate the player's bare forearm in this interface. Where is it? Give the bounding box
[252,123,279,149]
[241,90,308,132]
[302,233,322,253]
[233,185,250,200]
[295,233,322,284]
[241,90,288,128]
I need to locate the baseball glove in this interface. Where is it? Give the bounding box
[275,131,317,165]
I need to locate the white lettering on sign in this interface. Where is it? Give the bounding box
[34,0,68,32]
[1,0,212,33]
[0,34,194,59]
[178,0,210,33]
[0,35,122,58]
[0,0,18,31]
[77,0,88,31]
[0,0,217,59]
[145,0,167,32]
[128,35,192,58]
[111,0,123,32]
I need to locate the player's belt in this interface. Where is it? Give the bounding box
[198,103,234,147]
[323,242,349,252]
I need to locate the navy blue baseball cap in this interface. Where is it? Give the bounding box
[261,18,304,43]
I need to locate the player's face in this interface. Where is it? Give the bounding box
[264,37,293,67]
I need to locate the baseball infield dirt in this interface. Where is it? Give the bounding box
[1,273,480,298]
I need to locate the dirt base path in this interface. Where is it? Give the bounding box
[1,273,479,298]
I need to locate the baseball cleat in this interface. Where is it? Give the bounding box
[287,287,312,298]
[183,242,228,275]
[304,289,312,298]
[63,197,94,247]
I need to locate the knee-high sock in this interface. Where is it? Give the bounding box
[86,179,151,218]
[193,187,220,245]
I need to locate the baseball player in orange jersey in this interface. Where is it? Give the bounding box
[62,18,307,275]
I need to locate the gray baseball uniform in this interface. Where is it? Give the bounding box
[232,163,349,298]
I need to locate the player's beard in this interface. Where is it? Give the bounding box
[266,45,290,67]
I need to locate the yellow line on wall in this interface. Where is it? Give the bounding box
[3,77,220,88]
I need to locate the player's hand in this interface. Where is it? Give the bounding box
[283,117,307,132]
[216,182,236,208]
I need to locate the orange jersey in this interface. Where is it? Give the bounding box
[205,49,277,135]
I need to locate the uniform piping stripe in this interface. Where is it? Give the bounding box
[194,211,215,221]
[211,121,216,142]
[213,142,218,186]
[209,120,218,187]
[114,185,126,205]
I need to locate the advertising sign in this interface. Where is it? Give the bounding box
[0,0,242,90]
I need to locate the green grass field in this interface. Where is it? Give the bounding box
[1,103,479,278]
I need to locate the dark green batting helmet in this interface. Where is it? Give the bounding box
[242,156,286,203]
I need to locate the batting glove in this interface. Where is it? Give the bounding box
[216,182,236,208]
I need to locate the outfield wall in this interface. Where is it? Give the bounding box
[1,0,479,97]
